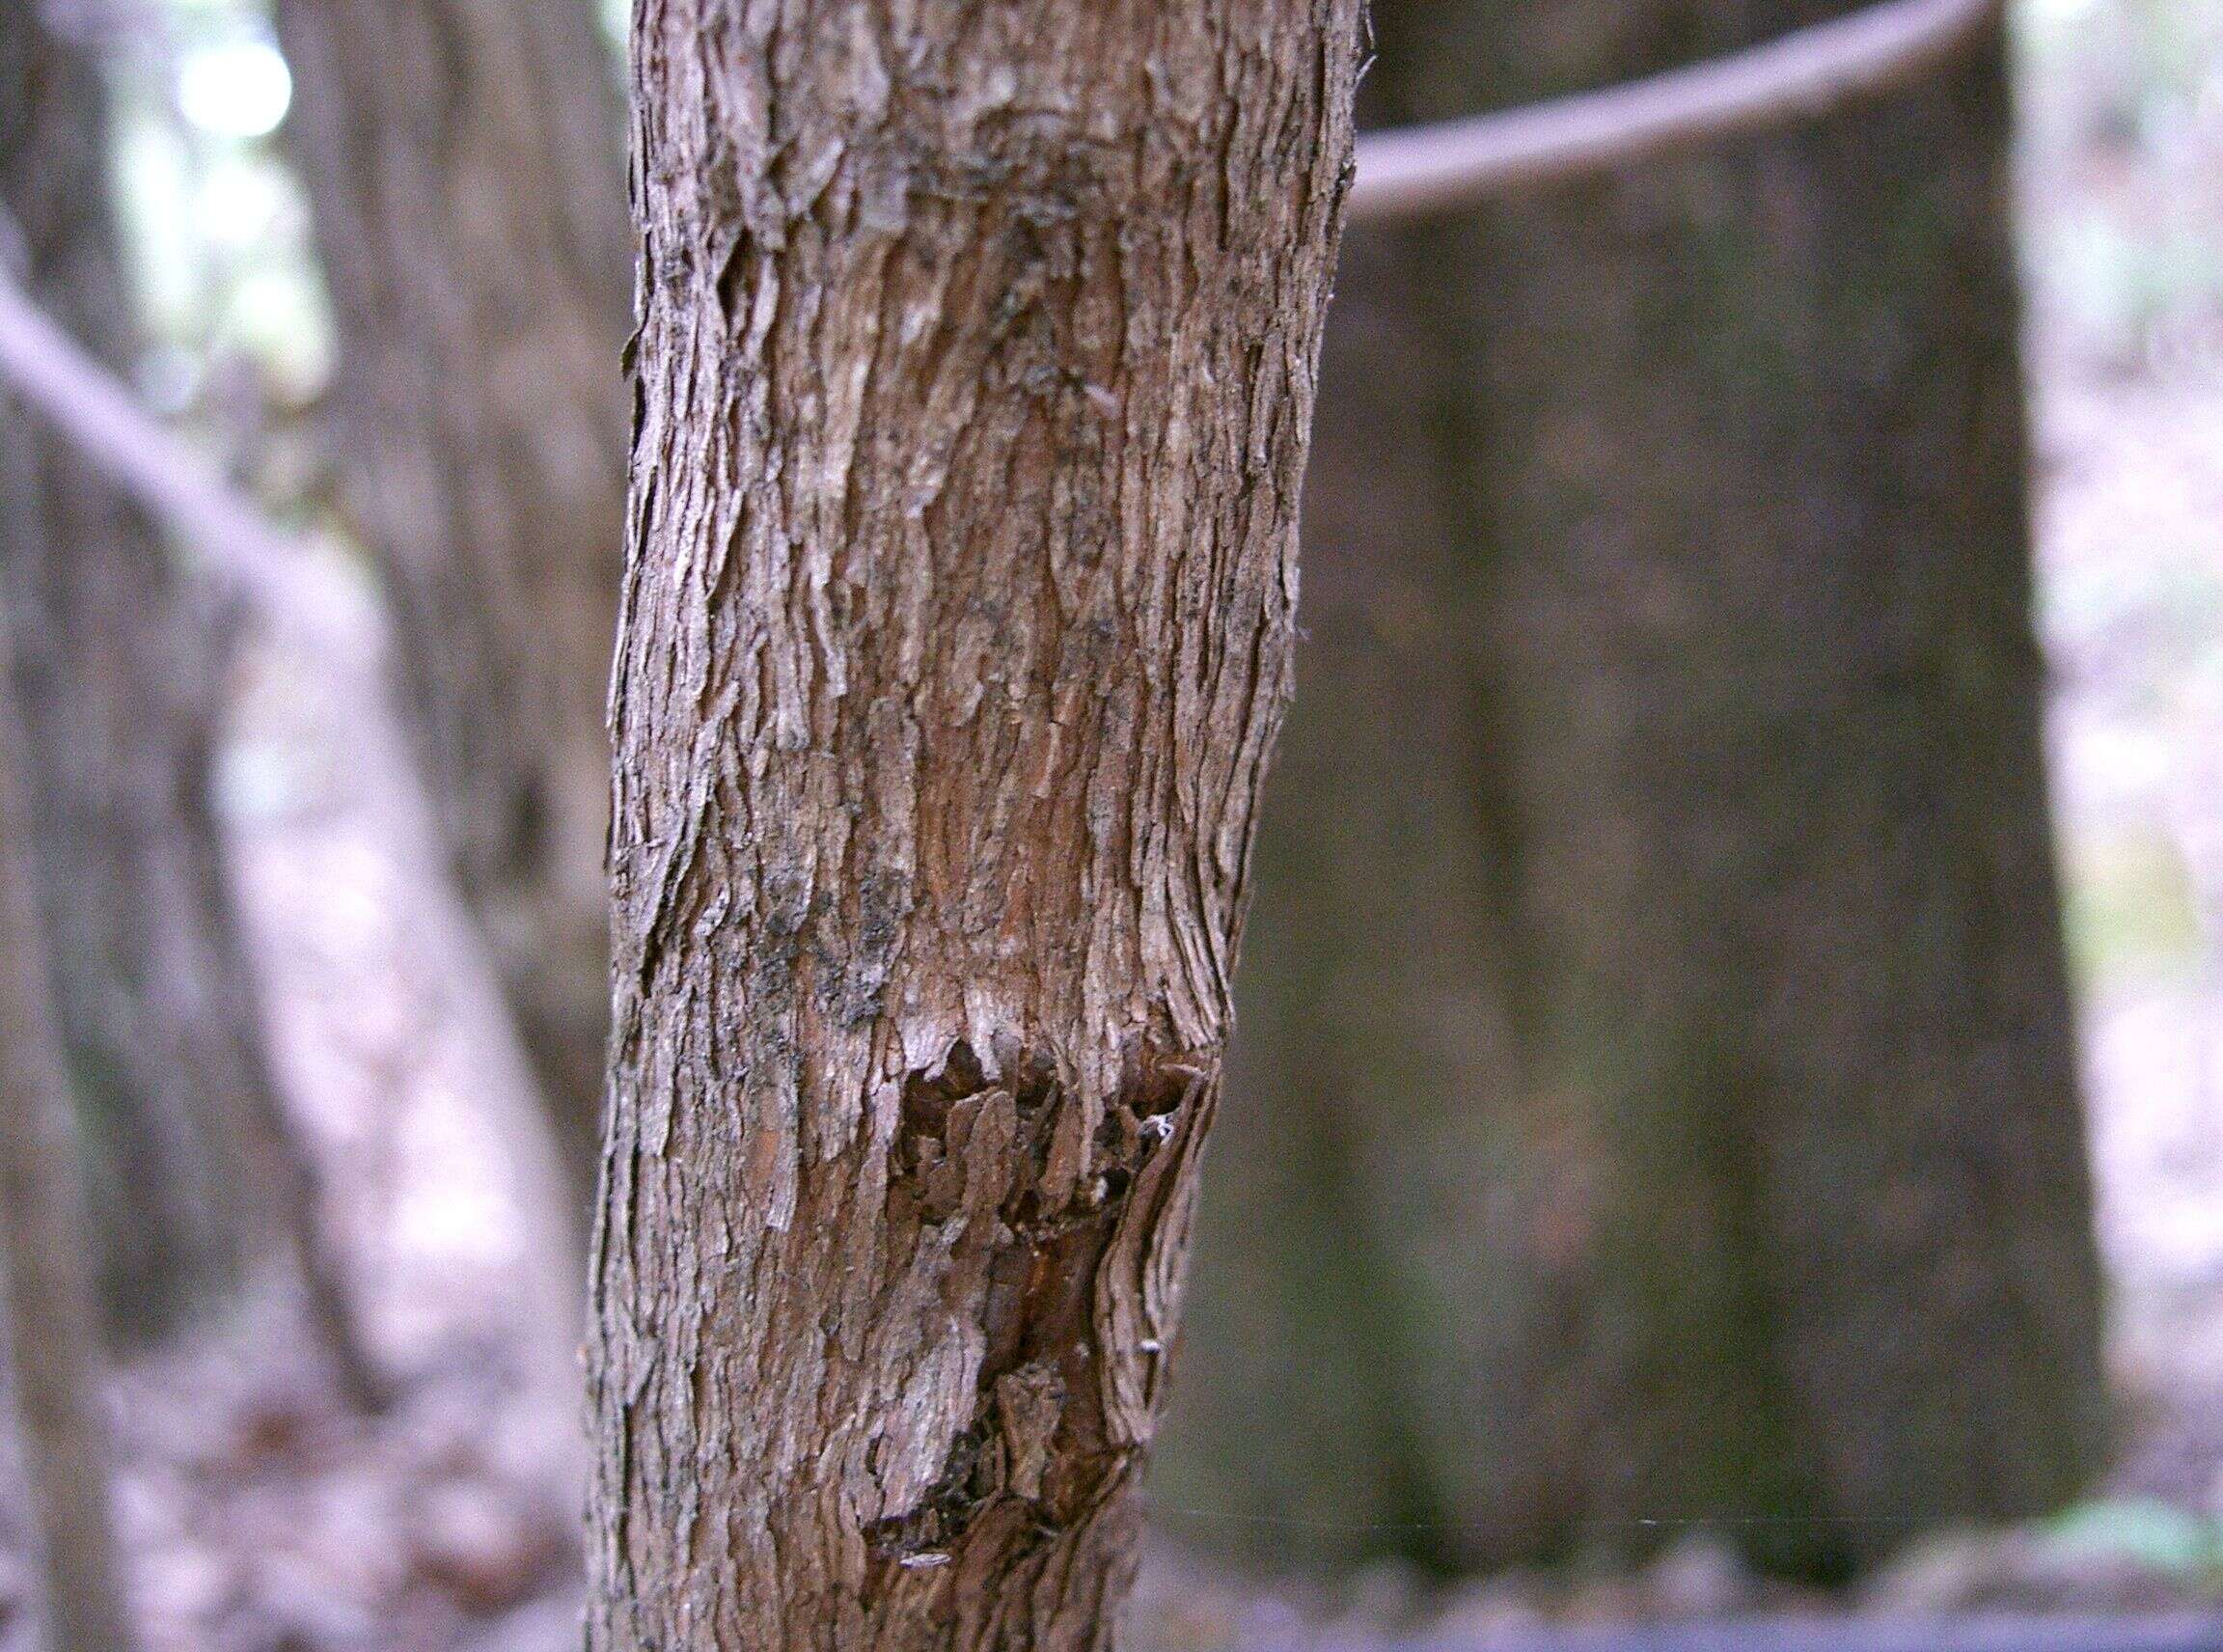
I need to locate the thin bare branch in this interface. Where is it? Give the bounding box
[0,262,589,1482]
[1348,0,2000,223]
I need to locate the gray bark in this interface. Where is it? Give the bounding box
[273,0,633,1209]
[585,2,1361,1646]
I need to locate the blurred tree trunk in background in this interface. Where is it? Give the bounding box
[273,0,632,1211]
[0,624,141,1652]
[0,0,276,1345]
[1157,0,2108,1583]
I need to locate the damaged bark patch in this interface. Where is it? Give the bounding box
[868,1039,1208,1569]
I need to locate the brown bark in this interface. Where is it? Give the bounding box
[272,0,633,1207]
[1158,0,2106,1583]
[585,2,1360,1646]
[0,592,139,1652]
[0,0,279,1345]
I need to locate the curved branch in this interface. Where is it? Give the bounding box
[1348,0,2001,223]
[0,262,588,1482]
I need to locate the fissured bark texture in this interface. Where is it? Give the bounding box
[1158,0,2107,1583]
[586,2,1360,1646]
[273,0,633,1203]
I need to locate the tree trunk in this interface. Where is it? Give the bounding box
[1156,0,2107,1584]
[272,0,633,1208]
[584,3,1360,1645]
[0,594,140,1652]
[0,0,282,1346]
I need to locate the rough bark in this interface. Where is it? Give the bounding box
[0,605,140,1652]
[585,2,1360,1646]
[1156,0,2107,1583]
[272,0,633,1208]
[0,0,279,1345]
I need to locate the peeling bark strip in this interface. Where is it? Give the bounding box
[587,3,1360,1647]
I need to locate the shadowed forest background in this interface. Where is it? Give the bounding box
[1,0,2221,1648]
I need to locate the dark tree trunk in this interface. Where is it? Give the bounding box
[273,0,633,1208]
[584,2,1360,1645]
[0,0,282,1346]
[1156,0,2107,1583]
[0,550,139,1652]
[0,729,139,1652]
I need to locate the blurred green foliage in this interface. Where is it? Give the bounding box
[2045,1498,2223,1582]
[113,1,325,399]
